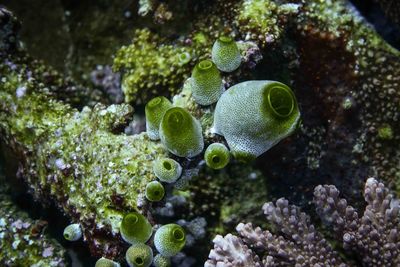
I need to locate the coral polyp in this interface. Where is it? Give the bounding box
[213,80,300,161]
[120,212,152,244]
[154,224,186,257]
[190,60,223,105]
[159,107,204,157]
[211,36,241,72]
[153,158,182,183]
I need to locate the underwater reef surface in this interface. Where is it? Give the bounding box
[0,0,400,266]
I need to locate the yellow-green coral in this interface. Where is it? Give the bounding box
[235,0,282,46]
[113,28,194,104]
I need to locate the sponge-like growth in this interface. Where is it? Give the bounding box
[154,224,186,257]
[63,223,82,241]
[126,243,153,267]
[204,143,230,170]
[211,36,241,72]
[145,181,165,202]
[145,96,172,140]
[213,80,300,161]
[95,257,121,267]
[120,212,153,244]
[153,254,171,267]
[190,60,223,105]
[159,107,204,157]
[153,158,182,183]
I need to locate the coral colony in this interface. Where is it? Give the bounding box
[0,0,400,266]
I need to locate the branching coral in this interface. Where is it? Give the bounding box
[207,178,400,266]
[314,178,400,266]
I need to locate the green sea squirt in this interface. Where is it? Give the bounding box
[190,60,223,105]
[153,158,182,183]
[159,107,204,158]
[120,212,153,244]
[211,36,241,72]
[126,243,153,267]
[145,181,165,202]
[95,257,121,267]
[63,223,82,241]
[145,96,173,140]
[154,224,186,257]
[213,80,300,161]
[204,143,230,170]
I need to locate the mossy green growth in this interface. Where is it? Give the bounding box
[190,60,223,105]
[145,96,172,140]
[154,224,186,257]
[153,254,171,267]
[159,107,204,157]
[377,124,394,140]
[153,158,182,183]
[236,0,281,46]
[211,36,241,72]
[95,257,121,267]
[120,212,152,244]
[204,143,230,170]
[145,181,165,202]
[63,223,82,241]
[113,28,195,104]
[213,80,300,161]
[125,243,153,267]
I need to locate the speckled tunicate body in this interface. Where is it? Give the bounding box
[120,212,153,244]
[213,80,300,161]
[125,243,153,267]
[63,223,82,241]
[153,158,182,183]
[211,36,241,72]
[159,107,204,158]
[145,96,172,140]
[154,224,186,257]
[190,60,223,105]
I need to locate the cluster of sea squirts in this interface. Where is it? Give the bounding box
[63,35,301,267]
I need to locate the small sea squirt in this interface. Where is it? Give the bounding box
[204,143,230,170]
[145,96,172,140]
[190,59,223,105]
[159,107,204,158]
[120,212,153,244]
[211,36,241,72]
[153,158,182,183]
[154,224,186,257]
[126,243,154,267]
[213,80,300,161]
[63,223,82,241]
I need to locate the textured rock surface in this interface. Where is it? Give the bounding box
[1,0,400,265]
[0,167,67,266]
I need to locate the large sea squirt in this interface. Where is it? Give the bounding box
[213,80,300,161]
